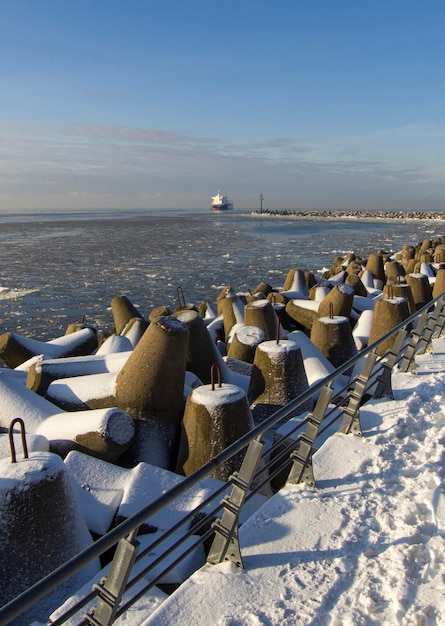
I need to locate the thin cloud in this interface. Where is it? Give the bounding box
[0,121,443,209]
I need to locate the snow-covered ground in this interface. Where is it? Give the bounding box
[136,338,445,626]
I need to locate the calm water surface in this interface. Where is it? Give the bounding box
[0,209,442,340]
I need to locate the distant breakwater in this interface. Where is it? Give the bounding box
[251,209,445,220]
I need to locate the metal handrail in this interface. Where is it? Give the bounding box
[1,293,444,626]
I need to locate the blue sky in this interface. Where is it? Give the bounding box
[1,1,444,211]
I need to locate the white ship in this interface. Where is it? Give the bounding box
[211,191,233,211]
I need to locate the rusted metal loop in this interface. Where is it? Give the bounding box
[329,302,334,319]
[176,286,186,308]
[9,417,29,464]
[395,274,401,285]
[387,284,394,299]
[276,317,281,344]
[210,363,222,390]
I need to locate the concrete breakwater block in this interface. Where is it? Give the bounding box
[173,310,250,394]
[0,375,135,462]
[218,288,245,341]
[318,283,355,318]
[270,301,293,331]
[119,317,150,348]
[433,268,445,298]
[352,309,374,350]
[365,252,386,284]
[64,450,267,541]
[287,330,350,396]
[368,296,411,355]
[35,407,135,462]
[309,285,331,301]
[419,261,435,278]
[252,280,273,297]
[405,273,433,310]
[399,244,415,266]
[345,273,368,297]
[351,293,381,314]
[244,299,285,340]
[116,316,189,469]
[310,316,357,371]
[383,282,416,316]
[280,268,309,299]
[250,340,311,423]
[384,260,406,280]
[0,374,71,432]
[26,351,132,395]
[0,449,99,624]
[285,283,355,331]
[177,382,255,481]
[110,295,144,335]
[433,244,445,264]
[0,327,98,369]
[45,371,120,410]
[325,268,347,285]
[285,298,320,331]
[359,269,377,292]
[95,333,133,354]
[227,325,266,363]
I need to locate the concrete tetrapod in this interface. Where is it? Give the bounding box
[120,317,150,348]
[318,283,355,318]
[405,273,433,310]
[384,260,406,280]
[0,375,135,462]
[280,268,309,299]
[368,296,411,356]
[26,351,131,395]
[250,339,312,425]
[177,382,255,482]
[345,273,368,297]
[365,252,386,285]
[218,289,245,341]
[310,316,357,373]
[110,295,144,335]
[0,327,98,369]
[116,316,189,470]
[252,281,273,297]
[433,268,445,298]
[383,283,416,316]
[285,283,355,332]
[0,436,99,625]
[172,310,250,395]
[226,325,266,363]
[244,299,283,340]
[433,245,445,264]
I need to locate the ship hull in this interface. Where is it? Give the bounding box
[211,204,233,211]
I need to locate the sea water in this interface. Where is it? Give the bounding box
[0,209,442,341]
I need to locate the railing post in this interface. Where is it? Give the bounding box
[286,384,334,488]
[398,310,429,373]
[339,351,378,436]
[207,438,264,567]
[415,299,445,355]
[372,329,407,399]
[84,531,140,626]
[436,297,445,336]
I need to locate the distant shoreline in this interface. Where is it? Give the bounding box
[250,209,445,220]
